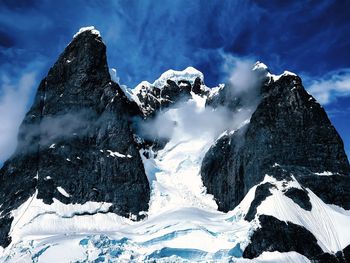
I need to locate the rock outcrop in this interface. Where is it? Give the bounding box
[0,29,150,247]
[201,69,350,262]
[201,73,350,212]
[243,215,324,260]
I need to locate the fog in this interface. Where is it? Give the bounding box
[16,109,96,154]
[136,58,267,143]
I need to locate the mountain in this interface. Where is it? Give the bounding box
[0,28,149,248]
[0,27,349,262]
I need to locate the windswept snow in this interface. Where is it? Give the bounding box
[8,190,114,246]
[257,175,350,253]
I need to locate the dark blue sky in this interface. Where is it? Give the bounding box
[0,0,350,161]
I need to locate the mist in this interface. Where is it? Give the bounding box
[135,58,267,144]
[16,110,97,154]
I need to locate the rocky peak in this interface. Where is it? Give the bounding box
[201,68,350,212]
[130,67,209,117]
[0,27,150,248]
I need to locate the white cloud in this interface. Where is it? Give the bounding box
[136,56,266,142]
[0,71,37,162]
[306,68,350,105]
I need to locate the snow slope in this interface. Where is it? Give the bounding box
[257,175,350,253]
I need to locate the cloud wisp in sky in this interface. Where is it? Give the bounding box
[305,69,350,105]
[0,70,37,161]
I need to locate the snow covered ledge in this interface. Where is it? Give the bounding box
[73,26,101,38]
[153,66,204,88]
[253,61,297,82]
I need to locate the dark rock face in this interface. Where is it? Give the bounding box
[297,173,350,210]
[202,73,350,261]
[344,245,350,262]
[284,187,312,211]
[200,130,246,212]
[0,30,150,247]
[244,215,350,262]
[243,215,324,260]
[313,244,350,263]
[201,74,350,211]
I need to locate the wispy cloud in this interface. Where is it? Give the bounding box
[136,56,266,142]
[305,69,350,105]
[0,70,37,162]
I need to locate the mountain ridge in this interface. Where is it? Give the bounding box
[0,27,349,263]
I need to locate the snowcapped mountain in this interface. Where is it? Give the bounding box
[0,27,349,262]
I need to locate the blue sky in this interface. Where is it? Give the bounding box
[0,0,350,162]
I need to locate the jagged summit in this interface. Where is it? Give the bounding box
[252,61,270,72]
[152,66,204,88]
[252,61,298,83]
[0,26,150,248]
[128,66,208,117]
[72,26,101,38]
[133,66,204,93]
